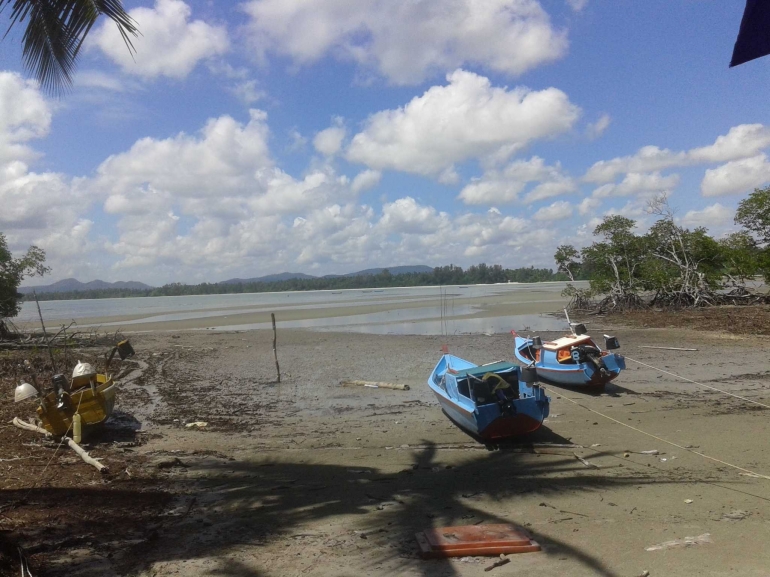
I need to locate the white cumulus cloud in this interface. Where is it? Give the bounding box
[586,113,610,140]
[701,154,770,197]
[379,197,447,234]
[533,200,572,221]
[584,124,770,184]
[347,70,580,178]
[592,172,680,198]
[94,109,272,197]
[679,203,734,229]
[0,74,97,276]
[351,169,382,194]
[91,0,229,79]
[566,0,588,12]
[313,123,347,156]
[577,196,601,215]
[459,156,576,205]
[0,72,51,164]
[242,0,568,85]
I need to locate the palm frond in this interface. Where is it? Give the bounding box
[1,0,138,95]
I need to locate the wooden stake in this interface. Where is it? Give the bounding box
[33,291,57,374]
[272,313,281,383]
[340,380,410,391]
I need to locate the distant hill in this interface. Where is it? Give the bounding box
[225,266,433,283]
[18,278,153,294]
[220,272,317,284]
[20,266,435,294]
[343,265,433,277]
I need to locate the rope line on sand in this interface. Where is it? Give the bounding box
[546,387,770,481]
[625,355,770,410]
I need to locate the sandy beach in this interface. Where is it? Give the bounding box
[3,304,770,576]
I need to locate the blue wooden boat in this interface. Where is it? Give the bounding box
[512,329,625,388]
[427,354,550,441]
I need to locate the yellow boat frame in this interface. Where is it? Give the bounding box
[36,374,117,436]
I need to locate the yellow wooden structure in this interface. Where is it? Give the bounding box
[36,374,117,436]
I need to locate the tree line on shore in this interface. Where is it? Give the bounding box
[21,264,575,303]
[555,188,770,312]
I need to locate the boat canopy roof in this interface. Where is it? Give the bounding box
[451,361,517,379]
[542,335,593,351]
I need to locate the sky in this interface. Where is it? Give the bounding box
[3,0,770,286]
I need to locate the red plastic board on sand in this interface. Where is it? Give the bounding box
[416,524,541,559]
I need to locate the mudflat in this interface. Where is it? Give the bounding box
[3,320,770,576]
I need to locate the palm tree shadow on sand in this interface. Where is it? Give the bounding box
[104,435,695,576]
[4,433,694,576]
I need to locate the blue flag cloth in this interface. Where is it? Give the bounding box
[731,0,770,67]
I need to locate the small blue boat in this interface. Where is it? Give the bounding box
[427,354,550,441]
[512,328,625,388]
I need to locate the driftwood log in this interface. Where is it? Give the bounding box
[12,417,50,436]
[340,380,410,391]
[12,417,109,474]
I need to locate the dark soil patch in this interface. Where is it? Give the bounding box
[0,347,172,576]
[607,305,770,335]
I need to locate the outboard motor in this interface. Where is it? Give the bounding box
[519,366,538,385]
[571,323,588,336]
[52,373,71,411]
[572,345,611,377]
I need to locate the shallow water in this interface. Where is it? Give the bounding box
[196,310,570,335]
[17,281,586,335]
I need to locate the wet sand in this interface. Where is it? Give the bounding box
[116,325,770,575]
[5,301,770,576]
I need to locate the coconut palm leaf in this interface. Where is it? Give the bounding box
[0,0,137,94]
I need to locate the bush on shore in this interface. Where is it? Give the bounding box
[557,189,770,313]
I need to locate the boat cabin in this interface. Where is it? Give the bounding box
[446,362,521,405]
[520,334,602,364]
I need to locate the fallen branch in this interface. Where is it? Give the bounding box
[65,438,109,474]
[484,557,510,572]
[12,417,108,474]
[12,417,50,437]
[573,452,599,469]
[340,380,410,391]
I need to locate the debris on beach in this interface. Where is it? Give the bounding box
[645,533,711,552]
[416,524,541,559]
[573,453,599,468]
[340,380,410,391]
[484,555,510,572]
[185,421,208,429]
[721,510,750,521]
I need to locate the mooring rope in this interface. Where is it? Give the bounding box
[624,355,770,410]
[546,386,770,481]
[21,394,84,502]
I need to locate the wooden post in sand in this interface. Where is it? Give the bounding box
[271,313,281,383]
